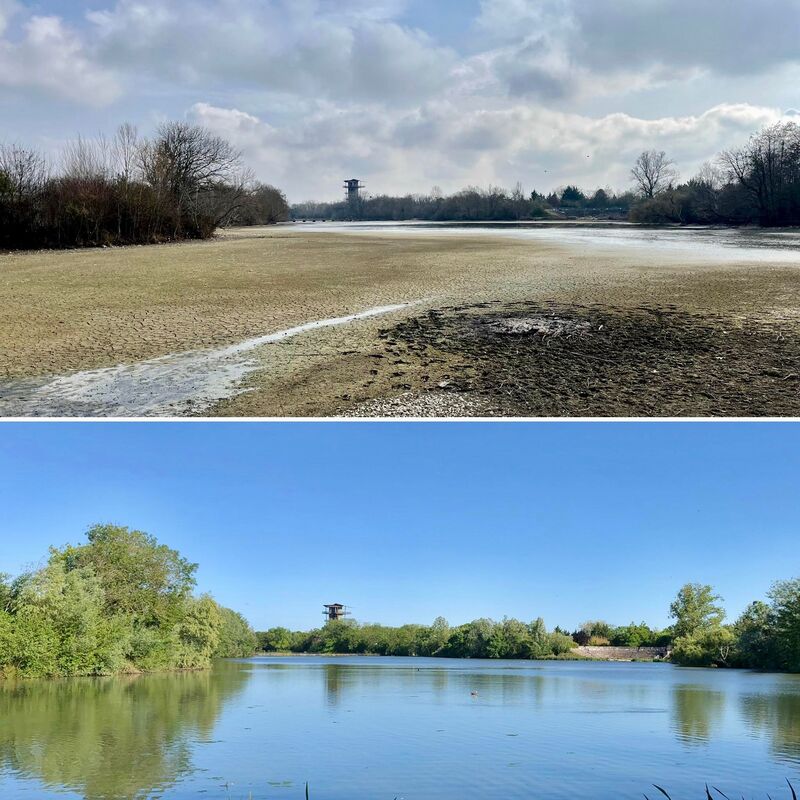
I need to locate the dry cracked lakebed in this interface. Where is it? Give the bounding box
[354,300,800,417]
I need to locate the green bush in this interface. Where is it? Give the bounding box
[1,525,254,679]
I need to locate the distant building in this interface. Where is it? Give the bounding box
[343,179,364,216]
[323,603,350,622]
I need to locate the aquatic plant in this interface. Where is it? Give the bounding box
[645,779,797,800]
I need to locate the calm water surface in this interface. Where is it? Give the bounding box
[294,220,800,263]
[1,657,799,799]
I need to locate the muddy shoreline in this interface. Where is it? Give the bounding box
[1,226,799,416]
[340,300,800,417]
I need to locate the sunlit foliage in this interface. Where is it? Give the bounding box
[0,525,255,678]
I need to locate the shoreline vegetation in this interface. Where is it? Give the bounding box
[256,580,800,674]
[0,524,256,680]
[2,527,799,679]
[292,123,800,229]
[2,122,797,253]
[0,121,289,251]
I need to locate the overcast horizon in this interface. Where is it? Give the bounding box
[2,0,799,202]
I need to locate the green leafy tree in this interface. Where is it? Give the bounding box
[174,595,222,669]
[487,618,530,659]
[733,601,776,668]
[1,524,250,678]
[670,583,725,640]
[527,618,550,658]
[767,578,800,672]
[258,627,295,652]
[57,524,198,626]
[547,631,577,655]
[610,622,658,648]
[214,607,257,658]
[0,573,12,613]
[424,616,450,655]
[672,626,736,667]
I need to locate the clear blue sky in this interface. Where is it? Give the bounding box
[0,422,797,632]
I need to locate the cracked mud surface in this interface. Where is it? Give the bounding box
[2,225,799,417]
[353,301,800,417]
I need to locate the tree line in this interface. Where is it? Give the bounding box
[256,617,669,661]
[257,575,800,673]
[292,123,800,227]
[0,524,257,679]
[292,183,635,223]
[0,122,289,250]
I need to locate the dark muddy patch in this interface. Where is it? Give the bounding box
[370,301,800,416]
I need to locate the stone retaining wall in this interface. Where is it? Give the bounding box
[573,645,670,661]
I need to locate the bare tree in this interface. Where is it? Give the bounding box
[631,150,678,198]
[0,144,48,203]
[138,122,244,236]
[231,181,289,226]
[719,122,800,226]
[112,123,140,183]
[62,135,112,181]
[142,122,241,199]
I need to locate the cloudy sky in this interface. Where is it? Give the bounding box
[2,0,799,201]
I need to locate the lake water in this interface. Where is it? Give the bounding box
[293,220,800,264]
[1,657,799,799]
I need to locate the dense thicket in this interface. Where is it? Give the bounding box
[668,580,800,672]
[0,123,288,250]
[0,524,256,678]
[628,125,800,225]
[256,616,668,660]
[292,123,800,227]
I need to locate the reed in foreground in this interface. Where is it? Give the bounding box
[290,780,799,800]
[645,780,797,800]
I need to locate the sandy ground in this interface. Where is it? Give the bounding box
[1,225,799,416]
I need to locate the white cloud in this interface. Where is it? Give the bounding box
[87,0,456,104]
[192,99,789,201]
[476,0,800,102]
[570,0,800,75]
[0,14,119,105]
[2,1,797,198]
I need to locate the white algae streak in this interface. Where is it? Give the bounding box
[0,304,410,417]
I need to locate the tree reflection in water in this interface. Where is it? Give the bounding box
[670,684,725,744]
[0,662,249,800]
[740,691,800,765]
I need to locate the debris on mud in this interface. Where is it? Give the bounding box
[485,315,592,338]
[343,390,490,418]
[357,300,800,417]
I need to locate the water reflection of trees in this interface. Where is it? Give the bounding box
[670,684,725,744]
[739,691,800,765]
[0,663,249,799]
[318,662,548,708]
